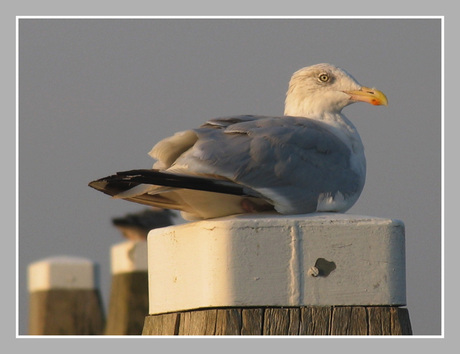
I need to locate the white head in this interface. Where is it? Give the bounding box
[284,63,387,119]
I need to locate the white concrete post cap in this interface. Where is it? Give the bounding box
[28,256,95,292]
[147,213,406,315]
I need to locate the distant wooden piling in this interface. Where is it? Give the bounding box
[104,241,149,335]
[142,213,412,336]
[28,256,105,335]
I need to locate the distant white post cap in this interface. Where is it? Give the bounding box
[110,240,148,274]
[147,213,406,315]
[28,256,96,292]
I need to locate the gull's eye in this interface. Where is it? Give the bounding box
[318,73,330,82]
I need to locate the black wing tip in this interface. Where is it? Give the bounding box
[89,169,254,197]
[88,172,145,197]
[88,179,107,191]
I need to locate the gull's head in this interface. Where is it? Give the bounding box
[284,63,388,118]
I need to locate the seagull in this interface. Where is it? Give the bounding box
[111,208,176,240]
[89,63,387,220]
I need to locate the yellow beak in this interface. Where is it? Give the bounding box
[344,86,388,106]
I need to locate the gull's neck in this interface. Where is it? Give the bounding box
[284,97,364,155]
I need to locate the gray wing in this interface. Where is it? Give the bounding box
[171,115,363,213]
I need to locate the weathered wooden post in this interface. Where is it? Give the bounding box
[104,240,149,335]
[142,214,412,335]
[28,256,105,335]
[104,208,175,335]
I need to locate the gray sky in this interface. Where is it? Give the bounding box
[18,18,441,336]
